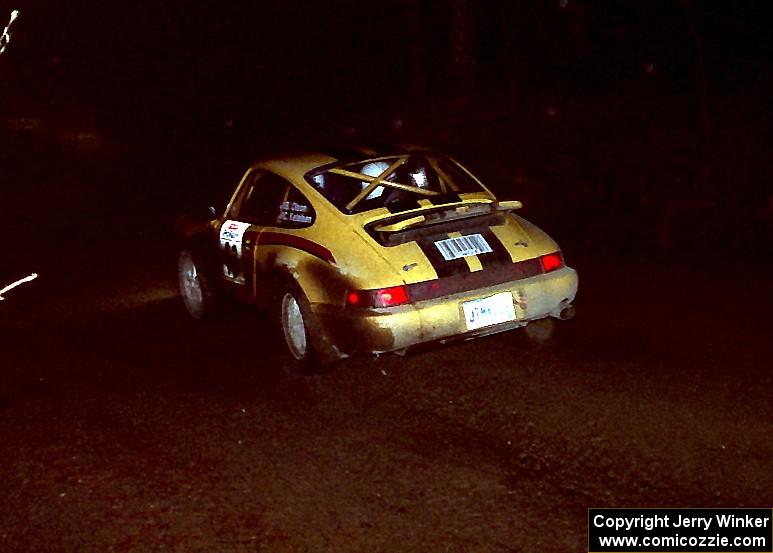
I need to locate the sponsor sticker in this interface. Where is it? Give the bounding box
[435,233,492,261]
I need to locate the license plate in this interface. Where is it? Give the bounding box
[462,291,516,330]
[434,233,492,261]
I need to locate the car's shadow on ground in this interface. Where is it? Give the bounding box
[0,295,326,407]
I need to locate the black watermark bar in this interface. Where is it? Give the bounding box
[589,508,772,552]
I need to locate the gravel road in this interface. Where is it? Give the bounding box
[1,230,771,551]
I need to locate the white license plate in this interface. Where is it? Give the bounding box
[462,291,516,330]
[434,233,492,261]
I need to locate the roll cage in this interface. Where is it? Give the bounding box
[306,154,487,214]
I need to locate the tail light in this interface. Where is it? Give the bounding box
[540,251,564,273]
[346,285,409,308]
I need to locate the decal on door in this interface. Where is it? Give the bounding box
[219,220,251,284]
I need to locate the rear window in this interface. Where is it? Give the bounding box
[305,154,488,214]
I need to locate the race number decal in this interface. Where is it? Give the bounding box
[220,220,251,254]
[219,220,251,283]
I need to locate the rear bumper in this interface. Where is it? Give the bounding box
[313,266,578,356]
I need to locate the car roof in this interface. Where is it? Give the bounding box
[250,145,438,183]
[253,153,337,183]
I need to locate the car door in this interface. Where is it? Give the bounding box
[218,169,289,302]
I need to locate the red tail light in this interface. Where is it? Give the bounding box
[376,286,409,307]
[346,290,366,306]
[540,252,563,273]
[346,285,409,308]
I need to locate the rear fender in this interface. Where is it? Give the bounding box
[265,249,353,307]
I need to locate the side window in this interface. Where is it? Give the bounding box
[236,172,291,226]
[277,186,316,229]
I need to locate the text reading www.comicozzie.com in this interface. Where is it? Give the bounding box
[588,508,772,553]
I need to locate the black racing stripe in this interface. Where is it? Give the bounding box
[417,237,470,278]
[474,228,512,269]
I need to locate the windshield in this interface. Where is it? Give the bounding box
[305,154,490,214]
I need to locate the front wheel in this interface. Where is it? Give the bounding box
[178,249,218,320]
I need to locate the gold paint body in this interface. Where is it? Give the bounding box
[209,152,578,357]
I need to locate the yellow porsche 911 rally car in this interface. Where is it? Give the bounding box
[177,146,578,371]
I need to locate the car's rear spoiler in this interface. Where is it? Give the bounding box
[367,200,522,246]
[370,200,522,233]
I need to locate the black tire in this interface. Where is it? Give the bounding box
[524,317,555,345]
[178,248,219,320]
[271,281,327,374]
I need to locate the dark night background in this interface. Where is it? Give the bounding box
[1,1,772,551]
[2,0,772,260]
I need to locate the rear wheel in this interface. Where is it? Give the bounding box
[178,249,218,320]
[273,283,325,374]
[281,293,309,360]
[524,317,555,345]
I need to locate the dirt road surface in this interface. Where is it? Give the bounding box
[1,224,771,552]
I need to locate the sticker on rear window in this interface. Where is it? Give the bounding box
[434,234,492,261]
